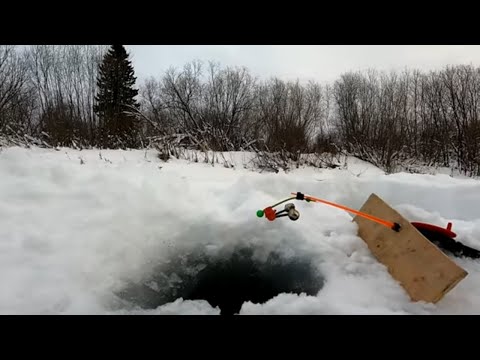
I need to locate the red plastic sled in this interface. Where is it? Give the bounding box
[411,221,480,259]
[411,221,457,239]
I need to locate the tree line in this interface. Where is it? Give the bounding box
[1,45,480,176]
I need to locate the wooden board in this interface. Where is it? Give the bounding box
[353,193,467,303]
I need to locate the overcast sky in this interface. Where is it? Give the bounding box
[125,45,480,85]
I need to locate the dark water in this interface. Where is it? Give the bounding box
[116,244,325,315]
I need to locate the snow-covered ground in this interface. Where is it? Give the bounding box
[1,146,480,315]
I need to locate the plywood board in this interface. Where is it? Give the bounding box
[353,193,467,303]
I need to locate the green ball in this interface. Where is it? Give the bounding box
[256,210,264,217]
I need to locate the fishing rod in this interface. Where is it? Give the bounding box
[257,192,480,260]
[257,191,401,232]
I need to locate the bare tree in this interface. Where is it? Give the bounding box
[0,46,33,137]
[200,61,257,150]
[22,45,107,146]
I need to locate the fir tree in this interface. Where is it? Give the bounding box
[94,45,140,148]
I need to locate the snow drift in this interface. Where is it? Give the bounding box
[1,146,480,314]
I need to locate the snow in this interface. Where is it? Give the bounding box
[1,145,480,314]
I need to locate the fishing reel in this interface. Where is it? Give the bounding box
[257,203,300,222]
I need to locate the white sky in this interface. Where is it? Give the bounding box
[125,45,480,85]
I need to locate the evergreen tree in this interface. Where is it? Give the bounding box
[94,45,140,148]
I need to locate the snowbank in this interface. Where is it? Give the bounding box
[1,146,480,314]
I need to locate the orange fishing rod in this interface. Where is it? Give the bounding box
[257,191,401,232]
